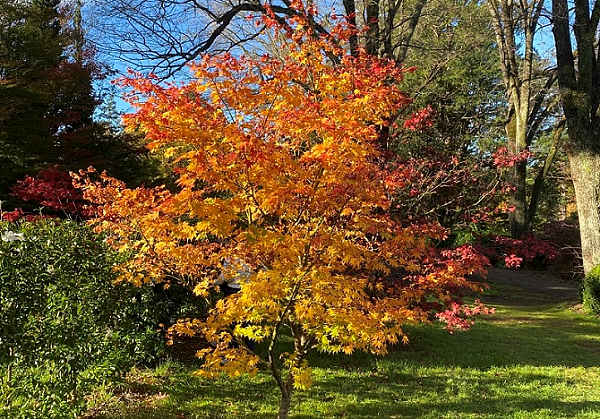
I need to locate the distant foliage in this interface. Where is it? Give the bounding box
[476,234,560,268]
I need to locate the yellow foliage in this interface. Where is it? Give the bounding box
[291,361,313,390]
[77,20,487,397]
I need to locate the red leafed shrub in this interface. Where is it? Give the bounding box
[436,300,496,333]
[384,148,506,229]
[1,208,25,222]
[11,167,93,219]
[476,234,560,269]
[0,208,52,222]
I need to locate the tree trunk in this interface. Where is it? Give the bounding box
[567,150,600,274]
[277,383,293,419]
[488,0,548,237]
[510,159,528,237]
[551,0,600,275]
[505,111,529,237]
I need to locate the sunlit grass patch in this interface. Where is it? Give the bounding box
[86,279,600,419]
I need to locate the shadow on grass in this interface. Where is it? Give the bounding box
[93,288,600,419]
[95,362,600,419]
[94,371,282,419]
[303,367,600,418]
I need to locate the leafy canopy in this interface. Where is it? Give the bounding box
[78,18,488,414]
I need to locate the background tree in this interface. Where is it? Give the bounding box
[0,0,164,213]
[388,0,508,230]
[79,22,490,419]
[486,0,562,237]
[551,0,600,274]
[0,0,65,205]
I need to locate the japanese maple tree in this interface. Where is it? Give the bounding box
[78,17,490,419]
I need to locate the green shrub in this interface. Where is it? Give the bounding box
[582,265,600,315]
[0,219,206,418]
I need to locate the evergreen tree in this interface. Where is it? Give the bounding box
[0,0,65,205]
[0,0,159,212]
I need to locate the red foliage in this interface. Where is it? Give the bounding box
[1,208,24,222]
[436,300,495,333]
[476,234,560,268]
[403,105,435,131]
[0,208,53,222]
[438,244,491,274]
[11,167,93,219]
[491,146,532,168]
[383,147,506,228]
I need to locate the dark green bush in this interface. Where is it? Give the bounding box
[582,265,600,315]
[0,219,206,418]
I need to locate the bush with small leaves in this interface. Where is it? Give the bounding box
[0,219,206,418]
[581,265,600,315]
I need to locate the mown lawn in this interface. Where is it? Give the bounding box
[86,278,600,419]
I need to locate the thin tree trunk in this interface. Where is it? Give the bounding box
[505,111,529,237]
[278,382,293,419]
[527,118,565,231]
[394,0,428,63]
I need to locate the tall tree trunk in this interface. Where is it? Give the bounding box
[505,110,529,237]
[567,150,600,274]
[552,0,600,274]
[342,0,359,56]
[365,0,380,56]
[487,0,547,237]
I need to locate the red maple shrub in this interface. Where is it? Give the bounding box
[475,234,560,269]
[10,167,93,219]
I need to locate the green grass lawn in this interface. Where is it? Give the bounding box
[86,280,600,419]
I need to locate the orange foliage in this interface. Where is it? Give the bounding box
[76,20,488,410]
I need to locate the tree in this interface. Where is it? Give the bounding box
[78,20,490,419]
[486,0,562,237]
[0,0,162,213]
[0,0,104,205]
[551,0,600,274]
[0,0,65,202]
[92,0,519,233]
[386,0,508,230]
[91,0,513,212]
